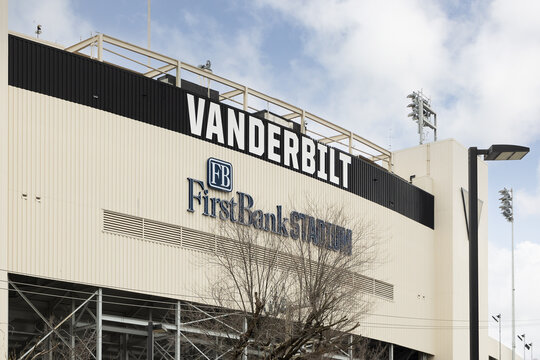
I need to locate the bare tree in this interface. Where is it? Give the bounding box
[205,200,383,359]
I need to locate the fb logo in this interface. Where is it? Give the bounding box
[207,158,233,192]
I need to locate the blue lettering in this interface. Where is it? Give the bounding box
[219,200,230,220]
[237,192,253,225]
[290,211,300,240]
[187,178,205,212]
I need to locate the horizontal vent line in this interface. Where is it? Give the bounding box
[102,209,393,300]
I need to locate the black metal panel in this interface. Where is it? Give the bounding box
[8,34,435,229]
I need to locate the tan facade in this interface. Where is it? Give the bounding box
[3,89,491,358]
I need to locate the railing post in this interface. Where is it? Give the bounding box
[176,63,181,88]
[243,86,248,111]
[301,110,306,134]
[97,33,104,62]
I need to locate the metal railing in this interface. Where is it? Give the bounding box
[63,33,392,170]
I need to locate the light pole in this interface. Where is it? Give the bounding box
[500,188,516,360]
[492,314,501,360]
[519,334,526,360]
[468,144,530,360]
[527,342,532,360]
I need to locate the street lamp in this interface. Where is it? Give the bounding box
[527,342,533,360]
[518,334,526,360]
[500,187,516,360]
[468,144,530,360]
[492,314,501,360]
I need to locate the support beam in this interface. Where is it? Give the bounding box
[144,64,176,78]
[64,35,99,53]
[71,299,76,360]
[19,291,97,360]
[102,314,240,340]
[10,281,74,351]
[219,89,243,101]
[243,87,248,112]
[0,271,7,360]
[97,288,103,360]
[282,112,300,120]
[176,302,181,360]
[147,322,154,360]
[97,34,103,61]
[389,343,394,360]
[319,133,349,145]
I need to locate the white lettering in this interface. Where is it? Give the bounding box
[301,137,316,174]
[249,116,265,156]
[221,165,231,187]
[206,102,224,144]
[329,148,339,185]
[284,130,299,169]
[187,94,205,136]
[317,143,328,180]
[227,109,245,150]
[211,163,221,185]
[339,152,352,189]
[267,123,281,163]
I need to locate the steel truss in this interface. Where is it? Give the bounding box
[6,275,419,359]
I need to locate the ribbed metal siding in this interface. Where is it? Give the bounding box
[7,86,439,352]
[102,209,394,301]
[8,34,434,229]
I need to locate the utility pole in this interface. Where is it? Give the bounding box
[493,314,501,360]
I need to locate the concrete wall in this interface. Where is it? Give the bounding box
[393,140,489,360]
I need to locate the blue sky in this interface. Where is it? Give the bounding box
[8,0,540,355]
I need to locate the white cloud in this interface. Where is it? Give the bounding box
[516,160,540,217]
[489,240,540,352]
[252,0,540,149]
[8,0,94,46]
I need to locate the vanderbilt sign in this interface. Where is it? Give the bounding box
[187,94,352,190]
[187,158,353,255]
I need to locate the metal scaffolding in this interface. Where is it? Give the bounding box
[6,274,420,359]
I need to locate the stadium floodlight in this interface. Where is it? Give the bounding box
[406,90,437,145]
[499,188,513,222]
[468,145,529,360]
[198,60,212,72]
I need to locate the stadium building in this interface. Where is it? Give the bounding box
[0,1,516,359]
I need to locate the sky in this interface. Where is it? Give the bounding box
[7,0,540,357]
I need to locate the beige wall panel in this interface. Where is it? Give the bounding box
[8,87,439,354]
[394,140,489,359]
